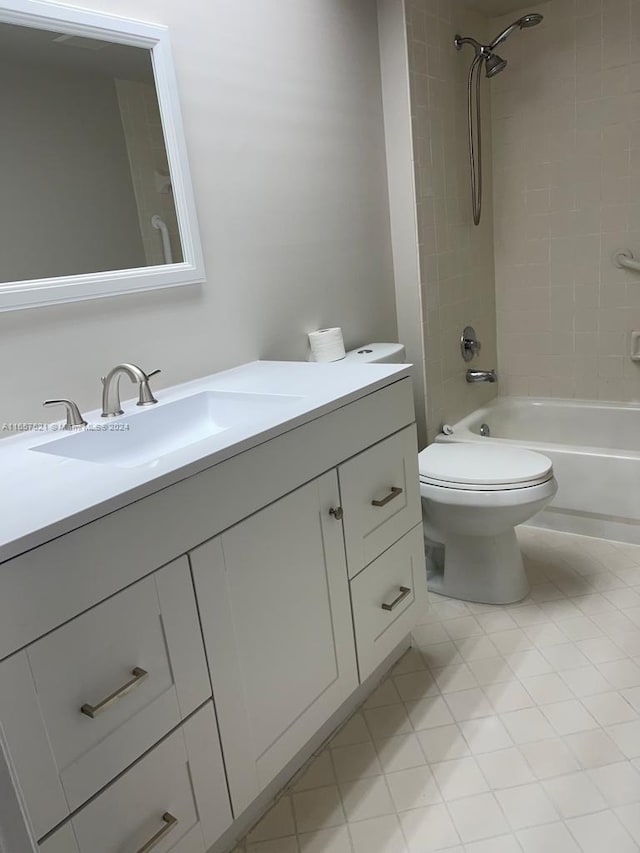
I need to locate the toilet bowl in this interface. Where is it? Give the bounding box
[419,443,557,605]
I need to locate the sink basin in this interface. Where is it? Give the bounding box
[33,390,302,468]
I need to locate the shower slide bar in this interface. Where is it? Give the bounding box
[614,248,640,273]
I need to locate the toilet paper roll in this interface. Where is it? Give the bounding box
[308,328,346,362]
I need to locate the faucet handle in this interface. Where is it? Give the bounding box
[137,368,160,407]
[43,399,88,430]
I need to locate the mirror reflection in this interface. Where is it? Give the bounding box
[0,21,184,284]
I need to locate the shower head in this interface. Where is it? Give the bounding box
[485,53,507,77]
[489,12,544,49]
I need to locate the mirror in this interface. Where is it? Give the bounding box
[0,1,204,311]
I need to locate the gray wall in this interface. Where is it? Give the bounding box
[0,59,145,281]
[0,0,397,427]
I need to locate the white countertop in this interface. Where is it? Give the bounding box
[0,360,410,564]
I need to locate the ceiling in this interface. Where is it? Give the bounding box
[465,0,548,17]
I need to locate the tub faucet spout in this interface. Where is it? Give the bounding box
[467,369,497,383]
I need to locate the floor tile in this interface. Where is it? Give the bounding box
[517,821,581,852]
[598,659,640,689]
[385,765,442,811]
[331,742,382,783]
[500,707,556,743]
[416,724,470,763]
[540,643,590,670]
[375,734,426,774]
[588,761,640,806]
[458,717,513,754]
[348,815,407,853]
[431,756,489,800]
[446,792,510,842]
[542,771,607,817]
[247,838,299,853]
[566,728,626,767]
[476,747,536,789]
[464,837,522,853]
[541,699,599,735]
[519,737,580,779]
[330,714,371,748]
[393,670,439,701]
[363,679,402,710]
[496,782,558,830]
[582,691,638,725]
[443,616,483,640]
[432,663,478,693]
[576,637,626,664]
[505,650,554,678]
[615,802,640,844]
[292,786,345,833]
[340,776,394,823]
[399,804,460,852]
[477,611,517,633]
[521,673,573,705]
[248,797,296,842]
[419,642,463,669]
[298,826,352,853]
[491,629,535,655]
[406,696,455,730]
[467,656,515,686]
[608,720,640,758]
[566,810,638,852]
[483,681,534,712]
[560,664,612,697]
[294,751,336,792]
[364,704,412,739]
[444,688,494,721]
[454,635,499,661]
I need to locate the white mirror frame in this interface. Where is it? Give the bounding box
[0,0,205,312]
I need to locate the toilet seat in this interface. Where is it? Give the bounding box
[419,443,553,491]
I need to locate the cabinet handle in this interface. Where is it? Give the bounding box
[329,506,344,521]
[80,667,148,719]
[135,812,178,853]
[381,586,411,612]
[371,486,403,507]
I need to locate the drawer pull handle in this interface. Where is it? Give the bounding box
[372,486,403,507]
[135,812,178,853]
[381,586,411,612]
[80,667,148,719]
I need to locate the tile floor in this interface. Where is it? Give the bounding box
[233,526,640,852]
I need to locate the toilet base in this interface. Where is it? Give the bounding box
[427,529,529,605]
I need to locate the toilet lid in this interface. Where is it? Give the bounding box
[419,443,553,489]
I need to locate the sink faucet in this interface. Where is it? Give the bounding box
[466,369,497,383]
[101,364,160,417]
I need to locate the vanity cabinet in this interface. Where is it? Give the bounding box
[191,472,358,815]
[0,557,210,839]
[0,371,426,853]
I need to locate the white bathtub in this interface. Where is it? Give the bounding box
[436,397,640,545]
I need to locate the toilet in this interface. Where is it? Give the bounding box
[344,343,558,606]
[419,443,557,604]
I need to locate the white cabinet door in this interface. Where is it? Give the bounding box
[191,472,357,815]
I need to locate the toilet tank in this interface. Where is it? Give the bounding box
[343,343,406,364]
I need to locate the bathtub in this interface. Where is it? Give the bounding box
[435,397,640,545]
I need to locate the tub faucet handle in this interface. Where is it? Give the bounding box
[461,326,482,362]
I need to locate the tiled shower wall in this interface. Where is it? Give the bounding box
[492,0,640,400]
[406,0,498,441]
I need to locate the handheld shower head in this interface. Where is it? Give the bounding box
[489,12,543,49]
[485,53,507,77]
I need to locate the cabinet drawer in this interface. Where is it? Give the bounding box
[350,524,427,681]
[339,425,421,577]
[41,702,232,853]
[0,557,211,839]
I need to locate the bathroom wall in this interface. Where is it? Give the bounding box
[405,0,498,441]
[0,58,146,282]
[493,0,640,401]
[0,0,397,427]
